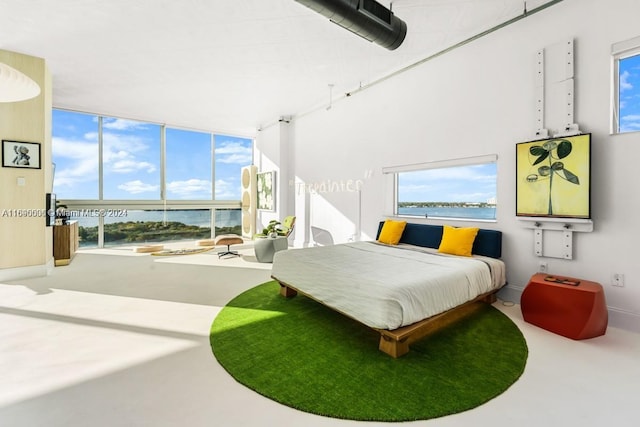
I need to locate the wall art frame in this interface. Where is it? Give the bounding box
[257,170,275,211]
[516,133,591,219]
[2,140,41,169]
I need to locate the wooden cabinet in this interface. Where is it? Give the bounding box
[53,221,79,266]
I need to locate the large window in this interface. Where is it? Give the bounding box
[52,110,99,199]
[612,37,640,134]
[166,128,212,200]
[103,117,161,199]
[386,155,497,221]
[52,109,252,247]
[214,134,254,200]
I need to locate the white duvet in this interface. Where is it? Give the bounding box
[271,241,506,330]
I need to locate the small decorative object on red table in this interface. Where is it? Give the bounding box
[521,273,608,339]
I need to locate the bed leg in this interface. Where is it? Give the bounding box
[378,334,409,358]
[279,284,298,298]
[482,292,497,304]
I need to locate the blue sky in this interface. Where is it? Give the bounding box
[52,109,253,200]
[398,163,497,203]
[619,53,640,132]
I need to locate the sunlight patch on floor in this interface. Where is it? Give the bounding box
[77,241,274,270]
[0,284,221,407]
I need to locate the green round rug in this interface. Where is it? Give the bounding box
[210,281,528,422]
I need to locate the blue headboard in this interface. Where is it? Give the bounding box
[375,221,502,259]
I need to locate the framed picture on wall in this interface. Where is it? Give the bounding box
[516,133,591,219]
[2,140,41,169]
[257,171,275,211]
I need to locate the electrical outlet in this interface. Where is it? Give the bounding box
[612,273,625,287]
[539,262,548,273]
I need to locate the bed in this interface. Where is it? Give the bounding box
[271,221,506,358]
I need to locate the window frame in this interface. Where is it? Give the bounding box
[611,36,640,135]
[52,108,254,247]
[383,154,498,223]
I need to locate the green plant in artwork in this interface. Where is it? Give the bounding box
[257,171,274,210]
[525,138,580,215]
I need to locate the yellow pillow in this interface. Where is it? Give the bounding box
[438,225,479,257]
[378,219,407,245]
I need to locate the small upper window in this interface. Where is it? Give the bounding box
[612,37,640,134]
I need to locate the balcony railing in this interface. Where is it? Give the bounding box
[58,200,242,248]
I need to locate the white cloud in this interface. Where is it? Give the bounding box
[103,132,150,154]
[214,178,239,199]
[51,136,99,188]
[110,159,156,174]
[621,122,640,132]
[52,135,97,156]
[621,114,640,121]
[85,131,99,141]
[167,179,212,199]
[219,153,253,164]
[472,173,498,183]
[399,183,435,193]
[215,141,252,164]
[102,118,148,131]
[451,191,494,201]
[401,165,492,182]
[620,114,640,132]
[100,131,158,174]
[117,180,159,194]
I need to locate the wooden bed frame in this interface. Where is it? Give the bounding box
[273,222,504,358]
[275,279,498,358]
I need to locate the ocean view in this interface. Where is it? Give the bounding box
[398,206,496,220]
[70,206,494,248]
[73,208,242,229]
[70,208,243,247]
[72,207,494,230]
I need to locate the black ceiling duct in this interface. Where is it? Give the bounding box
[294,0,407,50]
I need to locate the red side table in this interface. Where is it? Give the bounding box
[521,273,608,339]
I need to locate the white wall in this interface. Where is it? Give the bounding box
[254,120,297,241]
[260,0,640,331]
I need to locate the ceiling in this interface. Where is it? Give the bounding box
[0,0,557,136]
